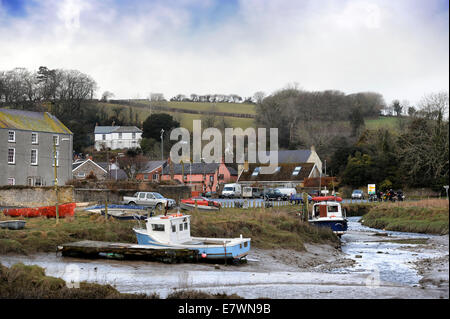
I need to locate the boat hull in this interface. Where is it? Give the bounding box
[100,209,148,220]
[0,220,26,230]
[3,203,76,218]
[180,202,220,211]
[309,219,348,235]
[134,229,250,260]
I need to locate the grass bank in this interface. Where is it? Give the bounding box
[189,206,338,251]
[0,262,241,299]
[0,206,338,255]
[342,203,377,216]
[361,199,449,235]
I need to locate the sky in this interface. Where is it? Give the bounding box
[0,0,448,106]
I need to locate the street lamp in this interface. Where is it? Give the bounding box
[53,136,70,224]
[444,185,449,201]
[160,128,165,161]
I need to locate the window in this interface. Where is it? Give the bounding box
[251,167,261,177]
[8,178,15,185]
[31,132,38,144]
[8,148,15,164]
[151,224,165,232]
[146,193,155,199]
[184,222,188,230]
[102,134,106,140]
[132,132,136,139]
[31,149,38,165]
[179,224,183,231]
[139,193,146,199]
[209,175,214,182]
[292,166,302,176]
[77,172,86,178]
[34,177,42,186]
[153,173,159,180]
[53,135,59,146]
[144,175,149,180]
[118,133,122,139]
[8,131,15,142]
[244,241,248,248]
[328,205,339,213]
[172,225,176,232]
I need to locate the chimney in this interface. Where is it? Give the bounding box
[112,120,115,126]
[310,145,316,153]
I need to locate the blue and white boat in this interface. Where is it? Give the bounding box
[308,196,348,236]
[133,212,251,262]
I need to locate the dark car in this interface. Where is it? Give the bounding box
[264,188,286,201]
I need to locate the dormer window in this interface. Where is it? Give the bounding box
[252,167,261,177]
[292,166,302,176]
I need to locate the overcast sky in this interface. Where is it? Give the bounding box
[0,0,448,105]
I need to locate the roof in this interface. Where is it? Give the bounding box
[97,162,129,180]
[0,109,72,134]
[72,159,107,173]
[141,160,167,173]
[162,162,220,175]
[257,150,312,164]
[226,166,238,176]
[94,126,142,134]
[238,163,316,182]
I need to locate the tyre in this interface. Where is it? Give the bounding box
[129,201,136,206]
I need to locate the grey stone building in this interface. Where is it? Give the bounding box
[0,109,73,186]
[72,159,107,180]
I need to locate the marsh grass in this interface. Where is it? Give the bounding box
[189,206,338,251]
[0,212,137,255]
[0,206,338,255]
[362,200,449,234]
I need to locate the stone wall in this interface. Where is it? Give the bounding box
[0,185,74,207]
[73,185,191,204]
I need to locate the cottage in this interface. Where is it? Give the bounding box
[256,146,323,172]
[94,125,142,151]
[72,159,108,180]
[237,162,320,189]
[160,160,237,193]
[0,109,73,186]
[136,160,167,182]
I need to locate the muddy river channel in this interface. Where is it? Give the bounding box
[1,217,448,299]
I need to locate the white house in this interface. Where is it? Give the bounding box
[94,126,142,151]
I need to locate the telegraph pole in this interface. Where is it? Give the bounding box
[53,139,59,224]
[160,128,165,161]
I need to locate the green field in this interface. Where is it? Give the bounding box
[135,100,256,115]
[98,102,255,130]
[365,116,400,131]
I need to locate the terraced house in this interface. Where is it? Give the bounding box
[0,109,73,186]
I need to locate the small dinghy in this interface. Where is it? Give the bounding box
[0,220,26,230]
[100,209,148,220]
[180,197,221,211]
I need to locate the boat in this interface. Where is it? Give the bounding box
[308,196,348,236]
[3,203,76,218]
[133,212,250,262]
[180,197,221,211]
[100,208,148,220]
[0,220,26,230]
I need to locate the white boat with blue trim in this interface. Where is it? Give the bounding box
[308,196,348,236]
[133,212,251,262]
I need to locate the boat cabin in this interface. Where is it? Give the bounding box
[310,197,346,221]
[145,214,192,244]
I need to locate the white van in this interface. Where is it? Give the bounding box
[221,183,242,198]
[276,188,297,200]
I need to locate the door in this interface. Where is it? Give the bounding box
[319,205,327,218]
[146,193,156,207]
[137,192,147,205]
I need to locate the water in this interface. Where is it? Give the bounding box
[0,217,447,298]
[336,217,441,286]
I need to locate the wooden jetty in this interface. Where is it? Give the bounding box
[57,240,199,264]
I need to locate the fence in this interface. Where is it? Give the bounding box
[220,200,300,209]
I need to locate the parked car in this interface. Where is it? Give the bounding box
[290,193,313,204]
[351,190,365,200]
[263,188,286,201]
[122,192,176,211]
[203,191,217,198]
